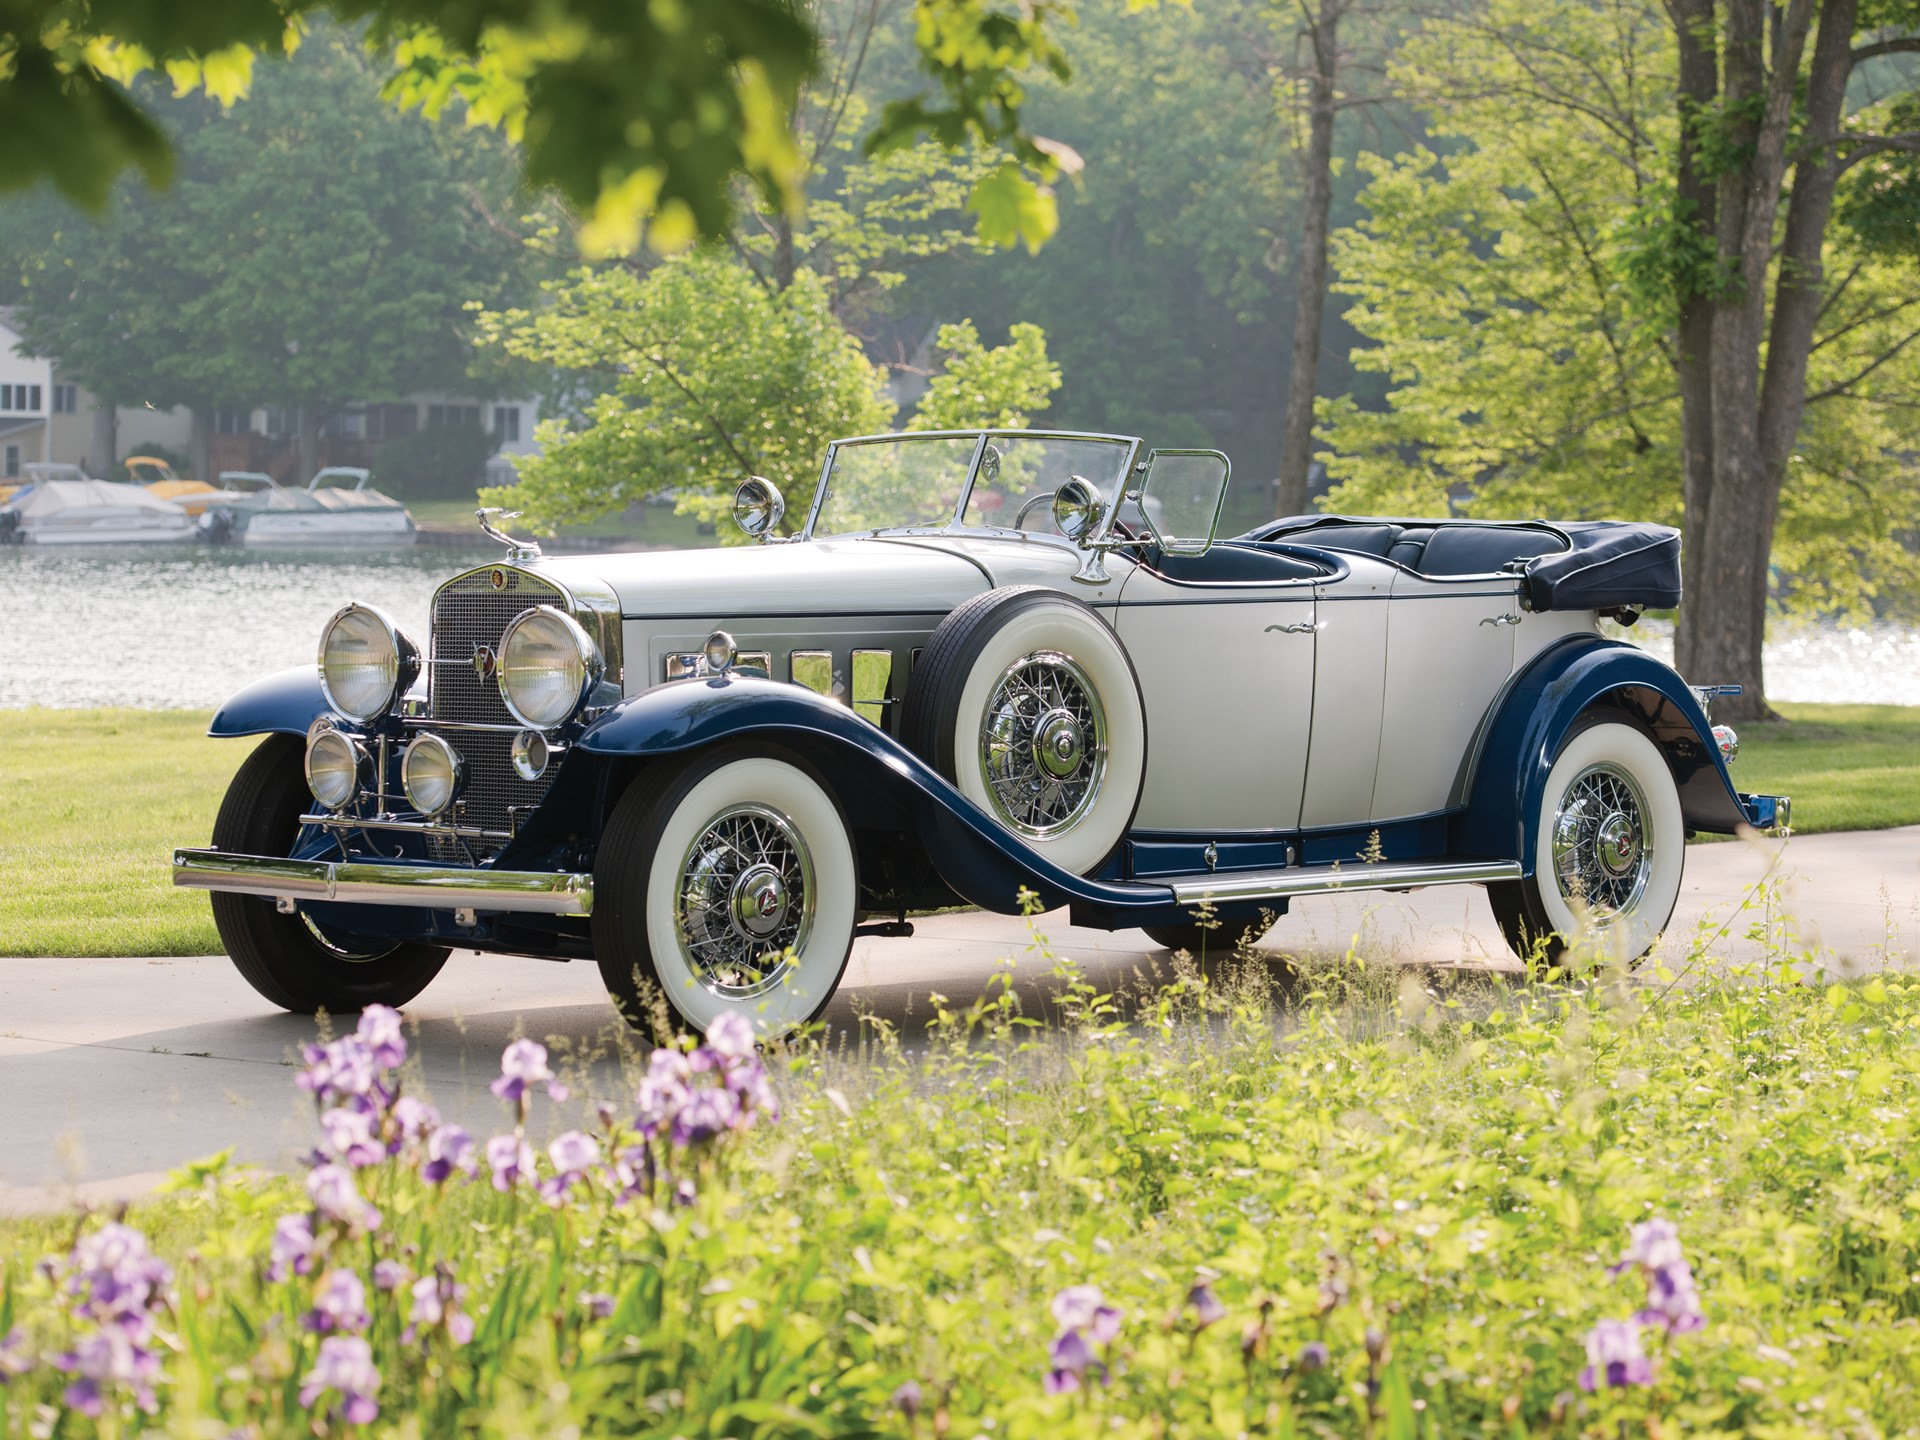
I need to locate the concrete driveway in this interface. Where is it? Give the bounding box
[4,826,1915,1211]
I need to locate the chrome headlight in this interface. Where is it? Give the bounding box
[402,733,462,816]
[497,605,601,729]
[318,603,419,722]
[305,724,364,810]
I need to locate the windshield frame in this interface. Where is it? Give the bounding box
[802,428,1143,544]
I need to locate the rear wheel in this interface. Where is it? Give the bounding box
[593,746,859,1040]
[210,736,450,1014]
[1487,716,1685,970]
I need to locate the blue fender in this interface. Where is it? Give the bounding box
[1453,635,1752,872]
[210,666,329,738]
[577,675,1179,923]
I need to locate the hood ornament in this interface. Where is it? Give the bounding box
[477,507,543,564]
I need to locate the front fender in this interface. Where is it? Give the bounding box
[210,666,328,738]
[1453,636,1750,872]
[577,676,1178,922]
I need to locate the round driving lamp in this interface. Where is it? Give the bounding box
[704,630,738,674]
[402,733,462,816]
[497,605,602,729]
[511,728,550,781]
[318,603,419,722]
[1052,476,1104,542]
[732,476,786,541]
[304,725,364,811]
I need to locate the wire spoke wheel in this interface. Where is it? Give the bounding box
[675,802,814,1000]
[979,650,1108,838]
[1550,761,1654,921]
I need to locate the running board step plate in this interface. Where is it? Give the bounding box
[1169,858,1522,906]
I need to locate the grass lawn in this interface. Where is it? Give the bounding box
[1,702,1913,960]
[2,948,1919,1433]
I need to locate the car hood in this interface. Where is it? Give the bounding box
[536,537,989,619]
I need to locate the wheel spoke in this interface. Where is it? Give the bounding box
[976,650,1109,839]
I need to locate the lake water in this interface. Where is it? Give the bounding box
[2,543,1916,710]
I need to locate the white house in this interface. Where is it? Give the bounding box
[0,313,54,480]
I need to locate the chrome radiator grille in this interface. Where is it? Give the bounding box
[425,568,567,855]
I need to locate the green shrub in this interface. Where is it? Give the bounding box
[4,887,1919,1436]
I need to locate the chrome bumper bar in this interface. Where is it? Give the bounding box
[1170,857,1523,907]
[171,848,593,917]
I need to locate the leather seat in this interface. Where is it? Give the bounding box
[1244,519,1567,577]
[1147,542,1327,584]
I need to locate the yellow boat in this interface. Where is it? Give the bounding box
[129,456,221,517]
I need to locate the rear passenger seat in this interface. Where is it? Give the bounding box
[1248,520,1566,577]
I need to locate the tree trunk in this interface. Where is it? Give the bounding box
[1274,0,1341,520]
[772,214,796,293]
[88,399,117,478]
[296,405,320,482]
[189,406,213,484]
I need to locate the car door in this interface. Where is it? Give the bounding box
[1370,566,1522,820]
[1115,561,1319,831]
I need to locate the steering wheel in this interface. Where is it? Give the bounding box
[1011,490,1059,532]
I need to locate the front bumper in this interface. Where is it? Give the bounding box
[171,848,594,916]
[1740,793,1792,833]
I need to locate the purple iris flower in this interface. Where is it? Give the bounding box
[1296,1340,1330,1372]
[492,1039,567,1106]
[300,1335,382,1424]
[538,1130,601,1206]
[60,1224,173,1327]
[1638,1259,1707,1334]
[635,1050,693,1137]
[269,1213,317,1282]
[1610,1218,1684,1277]
[1186,1282,1225,1329]
[321,1106,385,1168]
[403,1269,475,1347]
[304,1270,371,1335]
[298,1037,379,1108]
[355,1005,408,1070]
[706,1013,757,1059]
[0,1328,32,1383]
[55,1326,163,1416]
[582,1293,617,1320]
[1045,1329,1102,1393]
[307,1164,381,1234]
[671,1085,741,1145]
[1050,1285,1123,1346]
[1578,1319,1654,1391]
[486,1133,537,1192]
[892,1379,922,1419]
[391,1096,438,1144]
[372,1260,410,1294]
[421,1124,474,1185]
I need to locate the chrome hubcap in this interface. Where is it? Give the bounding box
[980,651,1107,838]
[1552,762,1652,921]
[677,804,813,998]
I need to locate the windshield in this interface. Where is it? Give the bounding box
[809,432,1136,538]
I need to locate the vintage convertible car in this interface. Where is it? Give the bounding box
[172,429,1788,1038]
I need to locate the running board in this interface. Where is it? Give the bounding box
[1169,858,1522,906]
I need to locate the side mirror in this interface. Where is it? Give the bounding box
[1052,475,1104,542]
[1137,449,1230,556]
[732,476,785,541]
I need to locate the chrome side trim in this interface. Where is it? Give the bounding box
[299,812,513,841]
[171,848,593,916]
[1170,858,1523,906]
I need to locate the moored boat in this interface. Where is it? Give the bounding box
[0,471,195,544]
[239,466,417,546]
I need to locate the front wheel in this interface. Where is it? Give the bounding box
[210,736,450,1014]
[593,746,859,1040]
[1487,717,1685,970]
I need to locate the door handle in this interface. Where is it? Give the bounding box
[1479,613,1522,627]
[1265,621,1323,634]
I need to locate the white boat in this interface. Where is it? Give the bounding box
[240,467,417,546]
[0,472,195,545]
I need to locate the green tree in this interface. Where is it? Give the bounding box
[2,28,534,478]
[1323,0,1920,717]
[908,320,1060,429]
[1,0,1081,254]
[477,252,1063,536]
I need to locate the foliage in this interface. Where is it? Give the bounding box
[0,29,531,421]
[1320,0,1920,620]
[906,320,1061,430]
[371,426,498,502]
[477,253,1063,537]
[0,0,1084,255]
[7,909,1920,1432]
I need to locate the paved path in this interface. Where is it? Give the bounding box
[4,827,1915,1211]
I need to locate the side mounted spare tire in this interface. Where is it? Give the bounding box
[901,586,1147,875]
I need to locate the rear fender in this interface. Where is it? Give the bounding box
[575,675,1176,921]
[1453,636,1749,872]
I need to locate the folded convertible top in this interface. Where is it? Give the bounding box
[1521,520,1681,613]
[1240,515,1682,613]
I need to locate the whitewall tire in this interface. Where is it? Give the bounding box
[1488,717,1685,968]
[903,587,1147,876]
[594,747,858,1039]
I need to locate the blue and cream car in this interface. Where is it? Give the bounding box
[173,429,1788,1037]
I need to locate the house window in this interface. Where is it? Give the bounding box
[214,409,252,435]
[52,383,77,413]
[426,403,481,431]
[3,445,17,478]
[491,405,521,444]
[0,384,40,412]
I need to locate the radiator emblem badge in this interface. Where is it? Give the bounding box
[471,645,498,681]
